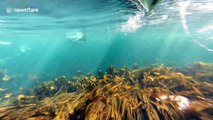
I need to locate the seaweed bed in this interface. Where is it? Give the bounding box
[0,62,213,120]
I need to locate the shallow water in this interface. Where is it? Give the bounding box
[0,0,213,105]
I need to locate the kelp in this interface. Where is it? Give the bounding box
[0,69,16,107]
[0,62,212,120]
[180,62,213,83]
[0,87,183,120]
[34,76,80,99]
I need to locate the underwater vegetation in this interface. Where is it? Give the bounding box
[0,62,212,120]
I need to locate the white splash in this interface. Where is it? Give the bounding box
[120,12,145,32]
[192,2,213,11]
[197,25,213,33]
[148,14,168,25]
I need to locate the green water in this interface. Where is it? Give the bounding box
[0,0,213,91]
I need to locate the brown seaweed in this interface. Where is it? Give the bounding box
[0,62,212,120]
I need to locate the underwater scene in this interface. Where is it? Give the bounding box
[0,0,213,119]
